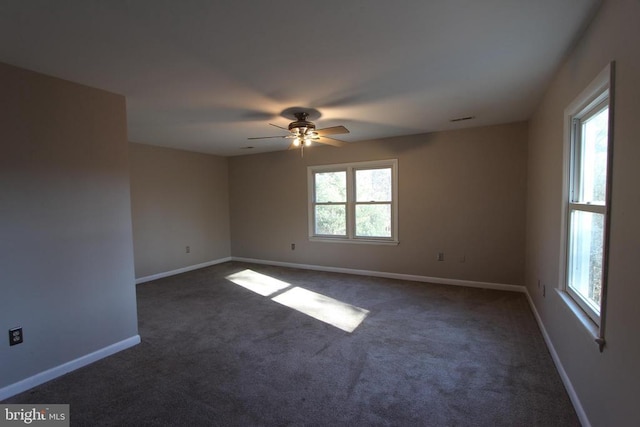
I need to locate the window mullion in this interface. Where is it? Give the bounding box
[347,166,355,239]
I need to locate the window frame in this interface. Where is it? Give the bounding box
[308,159,399,245]
[559,62,615,351]
[567,99,609,322]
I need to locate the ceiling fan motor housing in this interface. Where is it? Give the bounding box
[288,112,316,134]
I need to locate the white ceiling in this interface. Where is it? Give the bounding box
[0,1,600,156]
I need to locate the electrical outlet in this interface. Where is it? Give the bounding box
[291,243,296,250]
[185,246,190,254]
[437,252,444,262]
[9,327,23,346]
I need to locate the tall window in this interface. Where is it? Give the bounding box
[308,160,398,244]
[568,101,609,322]
[563,63,614,337]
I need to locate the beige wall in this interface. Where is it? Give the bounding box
[526,0,640,425]
[229,122,527,286]
[129,143,230,278]
[0,63,139,388]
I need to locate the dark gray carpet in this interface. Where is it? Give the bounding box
[4,261,579,426]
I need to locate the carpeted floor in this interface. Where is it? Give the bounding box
[4,261,579,426]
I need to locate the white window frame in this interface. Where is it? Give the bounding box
[308,159,399,245]
[559,62,614,351]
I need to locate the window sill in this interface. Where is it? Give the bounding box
[309,237,399,246]
[555,289,605,351]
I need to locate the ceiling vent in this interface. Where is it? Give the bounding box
[450,116,475,123]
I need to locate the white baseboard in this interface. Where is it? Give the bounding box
[523,290,590,427]
[0,335,140,401]
[231,257,525,293]
[135,257,232,284]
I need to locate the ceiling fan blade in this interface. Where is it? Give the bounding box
[317,135,345,147]
[269,123,289,130]
[315,125,350,136]
[247,135,287,140]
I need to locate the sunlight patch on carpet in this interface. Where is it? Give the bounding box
[272,287,369,333]
[225,269,369,332]
[225,269,290,296]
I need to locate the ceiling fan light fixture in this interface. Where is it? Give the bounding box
[293,138,301,147]
[304,138,312,147]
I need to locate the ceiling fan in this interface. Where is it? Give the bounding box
[248,111,349,155]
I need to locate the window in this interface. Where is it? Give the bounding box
[567,101,609,322]
[308,160,398,244]
[561,62,614,348]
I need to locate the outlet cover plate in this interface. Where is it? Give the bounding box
[9,327,23,346]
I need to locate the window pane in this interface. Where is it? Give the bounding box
[568,210,604,313]
[315,205,346,235]
[355,204,391,237]
[315,171,346,203]
[577,107,608,203]
[356,168,391,202]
